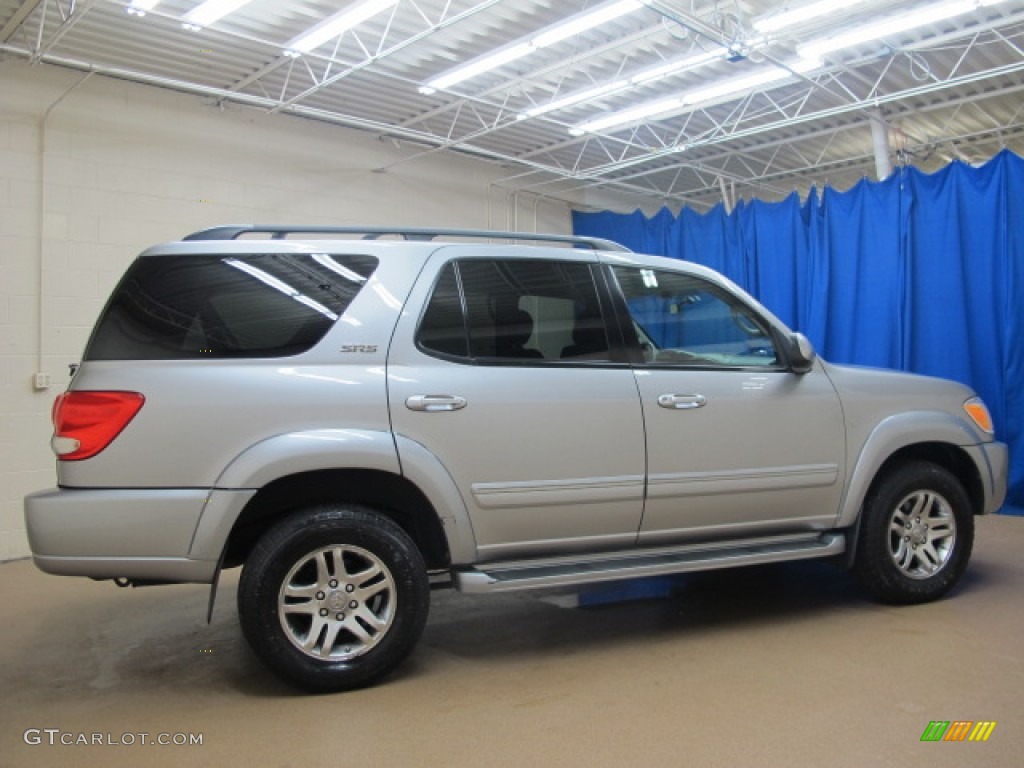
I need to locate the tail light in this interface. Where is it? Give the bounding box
[51,391,145,461]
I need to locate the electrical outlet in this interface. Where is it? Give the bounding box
[33,372,51,391]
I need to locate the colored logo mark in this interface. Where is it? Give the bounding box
[920,721,996,742]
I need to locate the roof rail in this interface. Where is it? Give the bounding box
[181,225,630,252]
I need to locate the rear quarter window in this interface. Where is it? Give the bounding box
[85,253,378,360]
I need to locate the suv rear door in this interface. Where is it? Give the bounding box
[387,248,646,562]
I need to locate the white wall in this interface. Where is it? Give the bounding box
[0,61,573,560]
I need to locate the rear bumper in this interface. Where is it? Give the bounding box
[24,487,217,583]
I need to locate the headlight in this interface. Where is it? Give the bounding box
[963,397,994,435]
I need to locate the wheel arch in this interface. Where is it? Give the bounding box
[841,441,984,568]
[871,444,983,515]
[191,429,478,573]
[837,411,987,529]
[222,468,451,571]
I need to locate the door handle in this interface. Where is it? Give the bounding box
[406,394,468,412]
[657,393,707,410]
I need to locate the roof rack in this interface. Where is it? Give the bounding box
[182,225,630,252]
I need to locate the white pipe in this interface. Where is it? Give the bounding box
[36,70,94,383]
[718,176,732,214]
[870,109,892,181]
[487,182,496,230]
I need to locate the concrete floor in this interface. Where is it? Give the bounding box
[1,516,1022,768]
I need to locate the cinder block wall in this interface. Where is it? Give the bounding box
[0,61,573,560]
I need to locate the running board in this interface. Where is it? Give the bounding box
[453,533,845,594]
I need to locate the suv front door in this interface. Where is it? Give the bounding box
[608,265,846,545]
[388,250,646,562]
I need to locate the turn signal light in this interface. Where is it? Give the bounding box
[963,397,994,435]
[51,391,145,461]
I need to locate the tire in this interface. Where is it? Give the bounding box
[238,505,429,693]
[853,461,974,604]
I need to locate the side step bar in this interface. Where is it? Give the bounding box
[453,533,845,594]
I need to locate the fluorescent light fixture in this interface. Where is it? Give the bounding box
[421,42,534,93]
[684,56,819,105]
[420,0,646,93]
[629,47,725,84]
[126,0,160,15]
[285,0,399,55]
[754,0,869,34]
[519,80,629,120]
[799,0,976,59]
[533,0,644,48]
[182,0,254,30]
[570,58,820,135]
[518,47,728,121]
[570,94,685,135]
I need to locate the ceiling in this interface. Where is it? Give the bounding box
[2,0,1023,212]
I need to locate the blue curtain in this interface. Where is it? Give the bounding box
[573,149,1024,512]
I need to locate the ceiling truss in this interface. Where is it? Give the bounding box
[1,0,1023,211]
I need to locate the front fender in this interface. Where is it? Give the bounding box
[836,410,985,527]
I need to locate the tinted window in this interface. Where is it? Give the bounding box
[417,263,468,358]
[86,253,378,360]
[417,259,610,362]
[612,267,779,367]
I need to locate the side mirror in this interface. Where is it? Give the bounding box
[788,333,816,374]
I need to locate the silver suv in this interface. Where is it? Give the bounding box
[25,226,1007,692]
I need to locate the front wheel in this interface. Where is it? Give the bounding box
[853,461,974,604]
[238,505,430,692]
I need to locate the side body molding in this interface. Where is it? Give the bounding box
[836,411,990,528]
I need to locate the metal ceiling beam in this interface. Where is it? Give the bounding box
[400,20,668,129]
[586,92,1024,205]
[268,0,504,113]
[0,0,42,43]
[521,42,1024,186]
[686,61,1024,153]
[4,0,1022,210]
[225,57,289,95]
[0,42,658,206]
[30,0,98,63]
[672,120,1024,204]
[718,82,1024,183]
[262,15,675,175]
[509,7,1024,178]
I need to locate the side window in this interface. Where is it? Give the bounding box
[418,263,469,358]
[417,259,611,363]
[85,253,378,360]
[611,266,779,367]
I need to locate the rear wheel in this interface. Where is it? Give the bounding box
[853,462,974,604]
[238,505,429,692]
